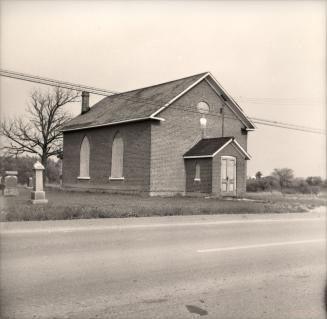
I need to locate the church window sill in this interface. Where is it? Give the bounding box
[109,177,125,181]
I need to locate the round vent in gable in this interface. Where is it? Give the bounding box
[197,101,209,114]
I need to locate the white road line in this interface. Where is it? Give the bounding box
[197,238,326,253]
[0,217,325,234]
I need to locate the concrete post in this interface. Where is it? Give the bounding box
[31,161,48,204]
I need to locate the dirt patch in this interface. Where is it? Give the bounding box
[186,305,208,316]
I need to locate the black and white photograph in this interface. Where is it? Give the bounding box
[0,1,326,318]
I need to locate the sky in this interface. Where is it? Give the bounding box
[0,0,326,178]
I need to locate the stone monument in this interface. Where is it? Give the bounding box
[3,171,19,196]
[27,177,33,189]
[31,161,48,204]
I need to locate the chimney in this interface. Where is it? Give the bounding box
[81,91,90,114]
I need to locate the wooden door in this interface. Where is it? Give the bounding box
[221,156,236,196]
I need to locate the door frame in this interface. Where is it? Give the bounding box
[221,155,237,196]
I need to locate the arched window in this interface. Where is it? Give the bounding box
[194,162,201,181]
[197,101,210,114]
[79,136,90,178]
[110,132,124,179]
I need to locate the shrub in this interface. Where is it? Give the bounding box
[246,178,264,192]
[282,188,297,194]
[289,178,320,194]
[246,176,279,192]
[306,176,323,186]
[309,186,320,195]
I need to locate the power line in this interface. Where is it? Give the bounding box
[251,117,325,134]
[236,97,324,109]
[0,69,120,96]
[0,69,325,135]
[0,69,240,122]
[237,96,322,102]
[236,100,323,107]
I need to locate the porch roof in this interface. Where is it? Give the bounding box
[183,137,251,159]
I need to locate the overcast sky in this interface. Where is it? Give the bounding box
[0,0,326,178]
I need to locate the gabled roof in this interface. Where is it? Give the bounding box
[183,137,251,160]
[62,72,255,132]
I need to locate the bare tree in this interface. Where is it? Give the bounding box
[0,87,80,175]
[272,168,294,193]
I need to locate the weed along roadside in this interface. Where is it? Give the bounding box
[1,187,326,222]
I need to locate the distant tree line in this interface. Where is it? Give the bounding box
[247,168,326,194]
[0,155,61,185]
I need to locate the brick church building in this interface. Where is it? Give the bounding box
[61,72,255,196]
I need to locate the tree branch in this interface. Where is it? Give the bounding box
[0,86,79,171]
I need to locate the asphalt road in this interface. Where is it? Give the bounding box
[1,211,326,319]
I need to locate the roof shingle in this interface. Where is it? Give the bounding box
[62,72,207,131]
[183,137,233,157]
